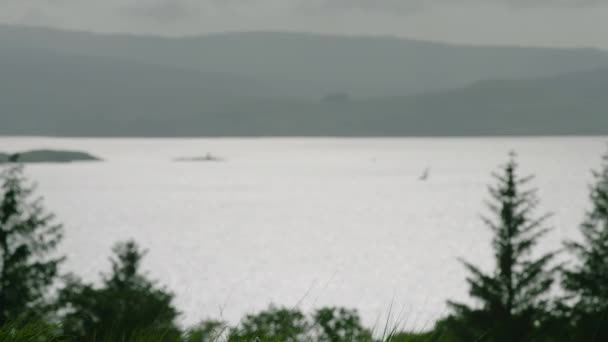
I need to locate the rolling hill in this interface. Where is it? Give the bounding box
[1,25,607,136]
[1,37,606,136]
[0,43,283,135]
[3,25,608,98]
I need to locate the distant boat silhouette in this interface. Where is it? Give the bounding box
[419,167,430,181]
[201,153,221,161]
[174,153,223,162]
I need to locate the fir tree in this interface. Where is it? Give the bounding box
[58,240,180,339]
[562,148,608,340]
[0,163,64,324]
[447,152,556,341]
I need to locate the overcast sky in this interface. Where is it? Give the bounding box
[1,0,607,49]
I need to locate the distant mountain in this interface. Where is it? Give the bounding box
[1,36,607,136]
[288,68,608,136]
[170,67,608,136]
[0,43,283,135]
[2,25,608,98]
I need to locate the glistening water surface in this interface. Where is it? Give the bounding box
[1,137,605,330]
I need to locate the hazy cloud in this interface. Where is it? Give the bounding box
[298,0,425,14]
[112,0,608,22]
[302,0,604,14]
[1,0,608,49]
[4,0,605,23]
[122,0,198,22]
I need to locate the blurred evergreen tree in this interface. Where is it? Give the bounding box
[185,319,228,342]
[228,306,309,341]
[446,152,556,341]
[58,240,180,339]
[562,148,608,340]
[0,163,64,324]
[226,305,374,342]
[312,307,371,342]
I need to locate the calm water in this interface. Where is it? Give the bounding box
[1,137,605,330]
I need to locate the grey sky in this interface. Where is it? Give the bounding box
[1,0,607,48]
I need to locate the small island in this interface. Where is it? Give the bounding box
[0,150,101,164]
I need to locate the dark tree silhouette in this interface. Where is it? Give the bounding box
[228,306,309,341]
[185,319,228,342]
[312,307,371,342]
[447,153,556,342]
[7,154,20,163]
[0,163,64,324]
[58,240,179,339]
[562,148,608,340]
[226,306,373,342]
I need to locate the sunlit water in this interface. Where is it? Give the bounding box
[1,137,605,330]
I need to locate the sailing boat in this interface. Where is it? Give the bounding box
[419,167,430,181]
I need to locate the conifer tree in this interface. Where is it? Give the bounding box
[0,163,64,325]
[58,240,180,339]
[562,148,608,340]
[447,153,556,341]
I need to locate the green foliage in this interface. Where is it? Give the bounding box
[562,148,608,340]
[0,164,64,325]
[0,322,62,342]
[185,320,228,342]
[226,305,375,342]
[57,240,180,340]
[0,322,188,342]
[312,307,372,342]
[388,330,443,342]
[228,306,308,342]
[447,153,556,341]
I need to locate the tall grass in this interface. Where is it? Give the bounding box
[0,322,61,342]
[0,324,438,342]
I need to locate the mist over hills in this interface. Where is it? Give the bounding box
[298,68,608,136]
[1,25,607,136]
[0,43,280,135]
[3,25,608,98]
